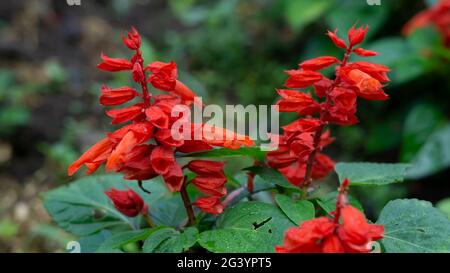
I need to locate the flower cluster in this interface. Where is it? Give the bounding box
[267,25,390,188]
[403,0,450,46]
[187,160,227,214]
[276,179,384,253]
[68,28,253,215]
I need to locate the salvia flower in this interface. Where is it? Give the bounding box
[105,188,148,217]
[267,25,390,188]
[403,0,450,47]
[276,179,384,253]
[69,27,254,216]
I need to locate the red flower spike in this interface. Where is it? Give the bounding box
[353,47,379,57]
[193,196,224,214]
[299,56,340,71]
[106,103,145,124]
[326,29,347,49]
[284,70,323,88]
[105,188,147,217]
[150,146,175,175]
[100,85,139,106]
[147,61,178,91]
[347,25,369,47]
[122,27,141,50]
[97,53,133,72]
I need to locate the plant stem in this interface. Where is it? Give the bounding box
[300,46,353,198]
[180,176,196,226]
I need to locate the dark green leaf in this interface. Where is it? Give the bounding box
[198,202,294,253]
[335,162,410,186]
[275,195,315,225]
[377,199,450,253]
[407,125,450,179]
[143,227,198,253]
[244,166,299,190]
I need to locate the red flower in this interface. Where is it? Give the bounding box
[326,29,347,49]
[68,138,113,176]
[193,196,224,214]
[150,146,175,175]
[100,85,139,106]
[276,89,321,115]
[353,47,378,57]
[163,163,184,192]
[276,179,384,253]
[187,160,226,175]
[97,53,133,72]
[147,61,178,91]
[106,103,145,124]
[403,0,450,46]
[105,188,148,217]
[284,69,323,88]
[299,56,340,71]
[122,27,141,50]
[347,25,369,47]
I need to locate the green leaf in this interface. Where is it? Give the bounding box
[316,191,364,214]
[407,125,450,179]
[401,103,445,162]
[180,147,267,161]
[43,174,169,236]
[284,0,333,31]
[143,227,198,253]
[377,199,450,253]
[275,195,315,225]
[437,198,450,219]
[78,230,112,253]
[244,166,299,190]
[335,162,410,186]
[97,228,159,253]
[198,202,294,253]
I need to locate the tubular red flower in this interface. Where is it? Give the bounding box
[187,160,226,176]
[193,196,224,214]
[105,188,147,217]
[299,56,340,71]
[326,29,347,49]
[97,53,133,72]
[106,103,145,124]
[100,85,139,106]
[150,146,175,175]
[163,163,184,192]
[276,89,321,115]
[68,138,114,176]
[353,47,378,57]
[284,69,323,88]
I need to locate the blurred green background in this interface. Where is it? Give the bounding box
[0,0,449,252]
